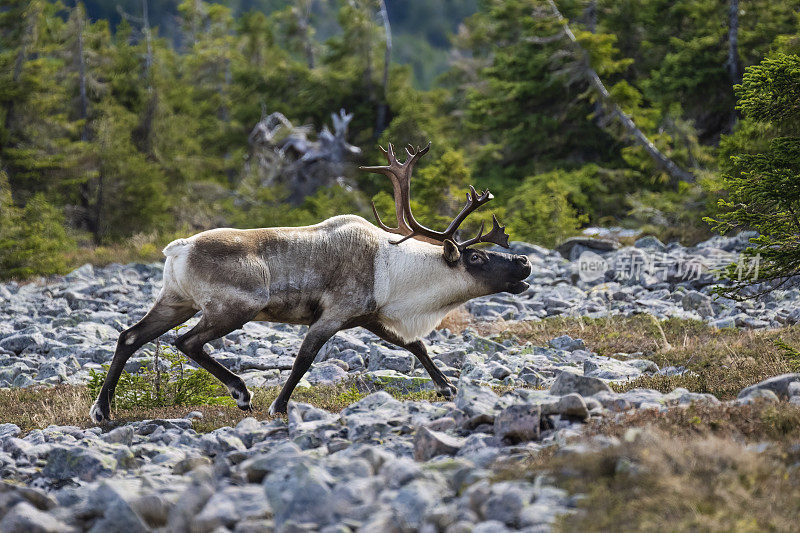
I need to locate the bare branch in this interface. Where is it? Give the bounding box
[546,0,696,184]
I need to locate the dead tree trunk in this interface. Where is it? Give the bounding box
[375,0,392,136]
[76,6,89,142]
[726,0,742,131]
[547,0,696,184]
[298,0,315,69]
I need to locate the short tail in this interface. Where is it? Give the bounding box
[162,238,191,257]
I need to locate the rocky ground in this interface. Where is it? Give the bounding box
[0,232,799,532]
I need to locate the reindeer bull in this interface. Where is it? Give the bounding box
[90,143,531,423]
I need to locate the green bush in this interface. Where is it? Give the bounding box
[87,330,235,410]
[505,169,590,247]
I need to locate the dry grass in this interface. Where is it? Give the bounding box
[588,400,800,443]
[62,238,168,271]
[496,316,800,399]
[0,382,443,433]
[498,401,800,532]
[436,306,476,334]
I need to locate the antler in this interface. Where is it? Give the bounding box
[360,142,510,250]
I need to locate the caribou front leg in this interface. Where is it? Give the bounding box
[364,323,457,399]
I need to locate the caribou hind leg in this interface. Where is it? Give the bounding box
[174,303,263,411]
[90,297,196,424]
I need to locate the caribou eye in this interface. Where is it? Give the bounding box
[468,252,484,265]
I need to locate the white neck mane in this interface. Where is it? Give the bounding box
[372,234,481,342]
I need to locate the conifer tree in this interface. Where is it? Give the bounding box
[708,53,800,294]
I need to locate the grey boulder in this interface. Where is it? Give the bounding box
[549,371,612,397]
[737,373,800,400]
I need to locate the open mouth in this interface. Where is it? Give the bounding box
[505,280,530,294]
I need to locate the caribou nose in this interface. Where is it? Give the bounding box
[514,255,532,277]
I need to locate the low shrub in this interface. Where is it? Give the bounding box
[87,331,235,411]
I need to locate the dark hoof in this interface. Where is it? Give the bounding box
[228,385,253,411]
[89,402,110,424]
[435,382,457,400]
[268,399,287,416]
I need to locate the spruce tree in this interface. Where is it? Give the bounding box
[707,53,800,294]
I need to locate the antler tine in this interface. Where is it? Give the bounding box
[456,214,510,250]
[401,142,430,175]
[385,142,397,165]
[360,142,413,236]
[480,214,511,248]
[440,186,495,236]
[370,201,395,232]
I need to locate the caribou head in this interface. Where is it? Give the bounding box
[361,142,531,294]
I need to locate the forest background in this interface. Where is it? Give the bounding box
[1,0,799,280]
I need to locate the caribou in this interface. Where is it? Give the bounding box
[89,142,531,423]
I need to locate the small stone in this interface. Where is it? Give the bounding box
[368,345,414,374]
[455,381,501,418]
[634,235,666,252]
[0,333,45,355]
[167,479,215,532]
[414,427,465,461]
[554,393,590,419]
[0,501,73,533]
[426,417,457,432]
[0,423,21,441]
[86,480,149,533]
[264,462,336,528]
[556,236,617,260]
[392,479,443,530]
[711,317,736,329]
[736,388,780,404]
[627,359,659,373]
[306,362,349,385]
[102,426,134,446]
[173,455,212,475]
[548,335,586,351]
[494,404,540,442]
[193,486,271,533]
[481,482,535,527]
[681,291,714,317]
[239,441,305,483]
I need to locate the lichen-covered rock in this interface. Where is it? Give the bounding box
[414,427,465,461]
[549,371,611,397]
[455,381,501,418]
[737,373,800,400]
[0,332,45,355]
[0,501,74,533]
[264,462,336,528]
[494,404,540,442]
[43,446,116,481]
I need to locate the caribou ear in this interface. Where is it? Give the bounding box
[443,239,461,265]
